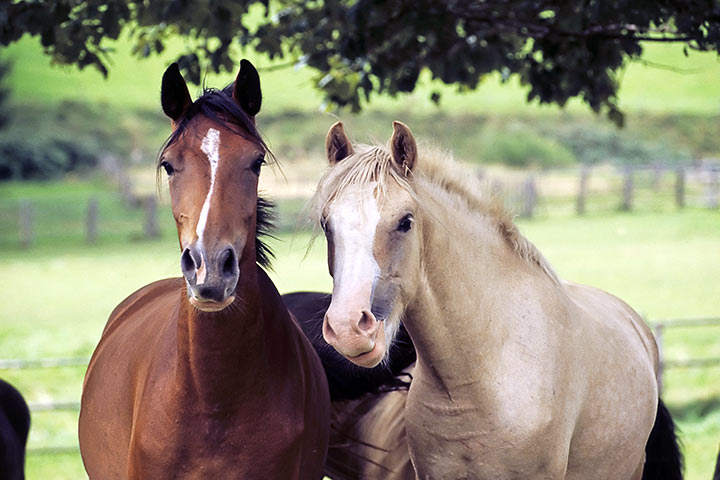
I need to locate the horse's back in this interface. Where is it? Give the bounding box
[563,280,658,372]
[79,278,181,478]
[0,379,30,480]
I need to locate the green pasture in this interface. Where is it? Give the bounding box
[0,177,719,479]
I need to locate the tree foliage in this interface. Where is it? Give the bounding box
[2,0,720,124]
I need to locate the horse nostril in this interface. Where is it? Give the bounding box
[358,310,377,332]
[181,248,198,277]
[323,315,337,342]
[220,247,238,280]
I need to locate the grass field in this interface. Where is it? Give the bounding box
[1,177,719,479]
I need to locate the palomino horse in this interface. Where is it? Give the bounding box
[284,291,416,479]
[0,379,30,480]
[311,121,683,479]
[78,60,330,479]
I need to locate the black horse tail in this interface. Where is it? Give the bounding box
[642,398,683,480]
[713,443,720,480]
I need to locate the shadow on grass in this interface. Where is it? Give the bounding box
[668,395,720,422]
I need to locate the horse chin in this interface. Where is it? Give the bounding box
[188,295,235,313]
[346,331,387,368]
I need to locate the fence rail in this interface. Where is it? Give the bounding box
[652,316,720,395]
[2,316,718,455]
[0,357,88,369]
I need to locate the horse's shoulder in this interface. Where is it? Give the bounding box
[562,281,644,325]
[561,280,658,364]
[103,278,183,335]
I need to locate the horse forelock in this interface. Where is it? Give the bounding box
[158,85,270,161]
[156,85,276,269]
[311,140,558,284]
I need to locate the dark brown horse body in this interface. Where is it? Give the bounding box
[284,292,416,479]
[79,61,329,479]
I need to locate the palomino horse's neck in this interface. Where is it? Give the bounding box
[404,180,558,392]
[174,232,267,407]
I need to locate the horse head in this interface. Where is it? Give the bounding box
[159,60,267,312]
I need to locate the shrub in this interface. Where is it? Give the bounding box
[0,136,97,181]
[555,125,691,166]
[480,130,577,168]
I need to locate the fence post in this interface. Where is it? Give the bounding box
[143,196,160,238]
[620,167,634,211]
[675,167,685,209]
[86,197,98,244]
[654,323,664,396]
[120,175,135,208]
[520,175,537,219]
[652,162,663,190]
[706,166,719,209]
[576,166,590,215]
[19,199,34,249]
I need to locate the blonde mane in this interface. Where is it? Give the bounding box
[311,141,559,284]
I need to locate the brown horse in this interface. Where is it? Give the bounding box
[311,121,683,479]
[78,60,330,479]
[284,291,416,479]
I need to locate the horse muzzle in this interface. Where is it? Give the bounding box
[323,307,387,368]
[181,244,239,312]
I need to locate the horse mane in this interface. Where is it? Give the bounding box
[311,141,559,284]
[157,85,276,268]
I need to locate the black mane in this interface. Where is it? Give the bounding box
[158,85,276,268]
[255,196,276,268]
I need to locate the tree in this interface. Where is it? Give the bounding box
[2,0,719,125]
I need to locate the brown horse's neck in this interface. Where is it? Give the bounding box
[175,250,268,408]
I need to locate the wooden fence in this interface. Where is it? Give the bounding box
[653,317,720,396]
[1,316,718,455]
[485,162,720,218]
[4,162,719,249]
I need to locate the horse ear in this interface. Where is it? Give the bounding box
[326,122,354,164]
[233,59,262,118]
[390,121,417,173]
[161,63,192,123]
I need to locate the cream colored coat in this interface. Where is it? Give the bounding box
[314,121,660,480]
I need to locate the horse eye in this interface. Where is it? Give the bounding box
[160,161,174,176]
[251,156,265,175]
[397,214,413,233]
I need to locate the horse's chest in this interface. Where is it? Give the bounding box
[129,398,305,479]
[404,382,557,479]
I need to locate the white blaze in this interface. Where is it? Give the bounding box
[195,127,221,285]
[328,183,381,303]
[196,128,221,243]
